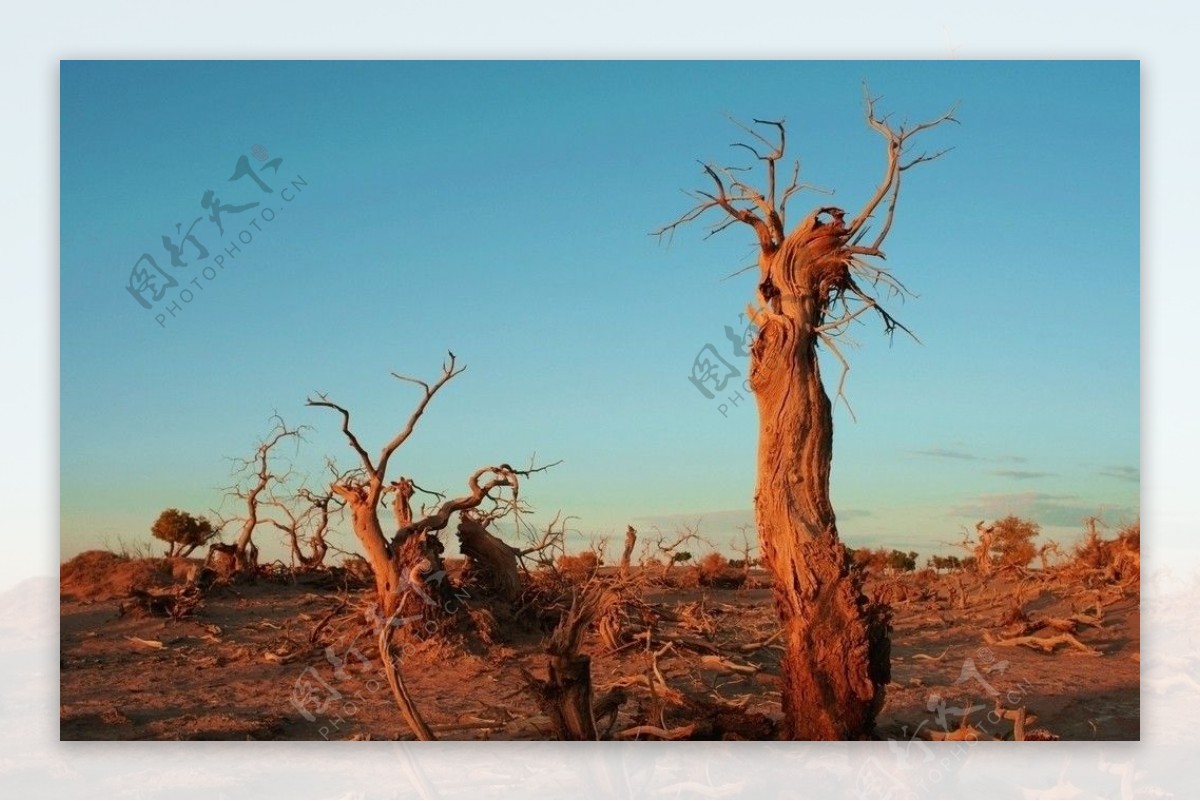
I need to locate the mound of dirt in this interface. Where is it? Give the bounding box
[60,550,200,602]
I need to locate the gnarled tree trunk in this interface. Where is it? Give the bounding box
[656,96,955,739]
[975,521,994,576]
[751,219,890,739]
[457,515,521,603]
[309,355,551,626]
[619,525,637,578]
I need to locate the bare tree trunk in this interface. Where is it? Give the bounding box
[619,526,637,578]
[525,584,606,740]
[205,542,238,579]
[286,527,328,569]
[456,516,521,602]
[655,97,954,738]
[976,522,994,576]
[234,513,260,573]
[339,487,405,617]
[542,653,597,740]
[229,417,303,574]
[751,236,890,740]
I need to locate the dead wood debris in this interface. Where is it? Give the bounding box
[119,584,204,619]
[982,629,1102,656]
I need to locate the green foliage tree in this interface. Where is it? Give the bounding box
[850,547,918,574]
[989,515,1040,568]
[887,550,918,573]
[928,554,968,573]
[151,508,216,557]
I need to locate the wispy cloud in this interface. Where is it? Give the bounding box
[913,447,982,461]
[949,492,1136,528]
[912,447,1028,465]
[1099,465,1140,483]
[989,469,1057,481]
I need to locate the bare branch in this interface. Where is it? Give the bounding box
[848,86,958,251]
[653,144,780,254]
[378,352,466,481]
[395,464,525,545]
[817,332,857,423]
[305,394,373,475]
[226,416,306,567]
[517,511,573,566]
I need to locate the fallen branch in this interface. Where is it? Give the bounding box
[309,596,349,645]
[983,630,1102,656]
[910,647,950,662]
[615,723,696,740]
[928,725,997,741]
[926,707,998,741]
[630,628,724,656]
[380,605,437,741]
[125,636,165,649]
[738,629,784,653]
[700,654,759,676]
[597,673,687,706]
[120,585,204,619]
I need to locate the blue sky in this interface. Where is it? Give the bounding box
[60,60,1139,563]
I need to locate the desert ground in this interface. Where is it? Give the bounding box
[59,549,1138,742]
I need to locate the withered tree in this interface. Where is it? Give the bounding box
[656,92,956,739]
[306,352,547,622]
[266,465,346,570]
[224,415,305,573]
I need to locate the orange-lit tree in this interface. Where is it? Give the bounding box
[656,91,956,738]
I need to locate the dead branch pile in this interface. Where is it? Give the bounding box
[119,583,204,619]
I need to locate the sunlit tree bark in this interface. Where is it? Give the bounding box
[656,91,956,739]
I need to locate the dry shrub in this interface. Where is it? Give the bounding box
[1110,521,1140,582]
[693,552,744,588]
[698,552,728,581]
[641,556,664,570]
[913,567,937,584]
[1117,520,1140,551]
[675,565,703,589]
[1071,519,1140,583]
[557,550,600,584]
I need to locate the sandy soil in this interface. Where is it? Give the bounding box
[59,555,1138,741]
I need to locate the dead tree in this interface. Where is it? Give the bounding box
[204,542,241,580]
[652,524,705,580]
[225,416,304,573]
[514,511,571,570]
[1037,540,1062,572]
[655,91,956,739]
[619,526,638,578]
[524,583,610,740]
[456,511,522,603]
[975,521,995,576]
[266,476,345,570]
[734,524,759,583]
[306,353,550,622]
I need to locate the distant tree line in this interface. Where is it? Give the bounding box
[848,547,919,575]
